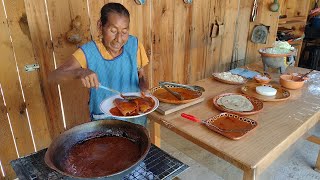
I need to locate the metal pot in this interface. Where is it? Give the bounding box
[44,120,151,180]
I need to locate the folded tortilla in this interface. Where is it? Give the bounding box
[113,98,138,116]
[217,95,253,112]
[132,97,154,113]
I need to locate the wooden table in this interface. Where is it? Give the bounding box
[148,65,320,180]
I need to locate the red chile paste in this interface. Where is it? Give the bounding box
[62,136,141,178]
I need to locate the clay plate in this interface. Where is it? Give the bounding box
[204,113,258,140]
[212,93,263,116]
[241,83,290,102]
[212,73,248,85]
[150,85,202,104]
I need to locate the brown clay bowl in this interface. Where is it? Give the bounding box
[279,74,305,90]
[254,73,272,84]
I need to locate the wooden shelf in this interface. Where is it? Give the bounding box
[278,16,307,24]
[278,21,306,28]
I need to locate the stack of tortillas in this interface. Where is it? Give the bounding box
[217,94,254,112]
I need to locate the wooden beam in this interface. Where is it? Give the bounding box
[24,0,65,139]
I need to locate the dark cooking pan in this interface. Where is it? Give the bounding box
[44,119,150,180]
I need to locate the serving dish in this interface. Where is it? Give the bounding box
[241,83,290,102]
[206,113,258,140]
[100,92,159,119]
[212,72,248,85]
[212,93,263,116]
[150,85,203,104]
[180,112,258,140]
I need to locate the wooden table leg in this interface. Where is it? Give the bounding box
[315,150,320,172]
[150,121,161,147]
[307,135,320,172]
[243,168,256,180]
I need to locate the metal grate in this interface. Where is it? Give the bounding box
[11,144,189,180]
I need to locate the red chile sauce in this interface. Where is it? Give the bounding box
[62,136,141,178]
[110,97,155,116]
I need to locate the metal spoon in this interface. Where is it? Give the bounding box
[161,85,184,100]
[298,70,313,81]
[159,81,205,92]
[99,84,140,100]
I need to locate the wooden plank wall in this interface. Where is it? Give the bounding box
[0,0,310,179]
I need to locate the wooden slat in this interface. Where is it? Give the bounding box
[4,0,51,150]
[24,0,65,139]
[0,0,34,156]
[88,0,109,41]
[172,1,192,84]
[47,0,91,129]
[205,0,225,74]
[151,0,174,85]
[218,0,240,71]
[235,0,253,62]
[0,87,18,180]
[188,0,211,83]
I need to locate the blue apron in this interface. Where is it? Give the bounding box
[80,35,147,126]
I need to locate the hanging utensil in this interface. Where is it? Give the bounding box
[270,0,280,12]
[251,0,258,22]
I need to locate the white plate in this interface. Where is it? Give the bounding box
[100,92,159,119]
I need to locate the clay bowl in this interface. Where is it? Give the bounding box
[279,74,305,90]
[254,73,272,84]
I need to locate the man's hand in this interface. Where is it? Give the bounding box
[79,69,99,89]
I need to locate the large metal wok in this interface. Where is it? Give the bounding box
[44,119,150,180]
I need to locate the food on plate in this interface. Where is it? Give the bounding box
[132,96,154,113]
[113,98,139,116]
[152,87,200,101]
[255,74,270,81]
[256,86,277,96]
[111,96,155,116]
[217,94,254,112]
[214,72,245,83]
[254,74,271,84]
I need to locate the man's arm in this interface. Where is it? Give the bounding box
[48,56,99,88]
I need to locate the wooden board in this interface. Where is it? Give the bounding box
[0,83,18,179]
[47,0,91,129]
[156,97,204,115]
[4,0,51,150]
[152,0,174,85]
[0,0,34,156]
[205,0,225,75]
[24,0,65,139]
